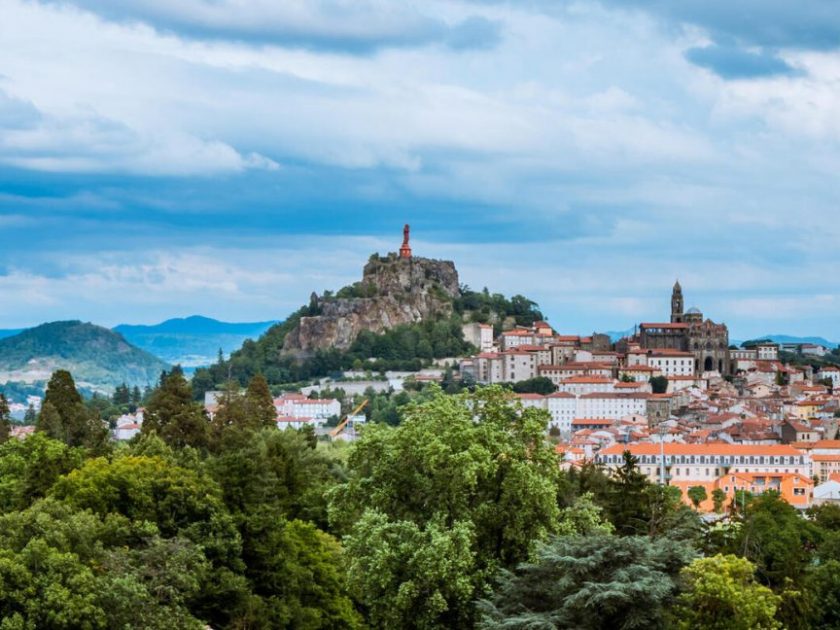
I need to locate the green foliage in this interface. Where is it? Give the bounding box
[607,451,651,535]
[479,535,695,630]
[687,485,708,509]
[453,289,544,330]
[671,554,781,630]
[0,432,85,512]
[344,510,476,629]
[557,492,614,536]
[712,488,727,513]
[208,428,341,529]
[730,492,818,590]
[0,498,207,629]
[329,386,561,627]
[195,285,545,389]
[241,512,363,629]
[0,394,10,444]
[36,370,108,450]
[0,321,169,390]
[142,368,209,449]
[649,375,669,394]
[510,376,557,395]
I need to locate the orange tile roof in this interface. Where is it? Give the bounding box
[811,454,840,462]
[599,443,806,456]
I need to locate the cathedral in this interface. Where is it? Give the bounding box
[638,281,731,374]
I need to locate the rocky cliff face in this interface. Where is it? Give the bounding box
[282,253,460,357]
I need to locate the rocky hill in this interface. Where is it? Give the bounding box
[0,321,170,393]
[281,253,460,358]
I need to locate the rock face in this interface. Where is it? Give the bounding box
[282,253,460,357]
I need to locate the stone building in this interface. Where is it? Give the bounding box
[638,281,731,374]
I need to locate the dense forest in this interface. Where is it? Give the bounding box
[190,287,545,398]
[1,370,839,628]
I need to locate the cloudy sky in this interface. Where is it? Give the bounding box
[1,0,839,339]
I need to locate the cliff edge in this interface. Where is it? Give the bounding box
[282,252,460,357]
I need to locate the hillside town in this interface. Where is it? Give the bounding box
[456,282,840,513]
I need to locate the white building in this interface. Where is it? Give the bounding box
[818,366,840,388]
[556,376,615,395]
[647,350,695,377]
[274,393,340,420]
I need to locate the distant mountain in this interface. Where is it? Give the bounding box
[0,329,24,340]
[732,334,838,349]
[0,321,170,393]
[114,315,279,367]
[605,327,636,342]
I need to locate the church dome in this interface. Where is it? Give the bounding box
[686,307,701,315]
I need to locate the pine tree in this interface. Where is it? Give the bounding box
[245,374,277,429]
[36,401,64,442]
[130,385,142,407]
[0,393,11,443]
[142,368,209,449]
[112,383,130,406]
[608,450,651,535]
[209,380,247,449]
[36,370,108,450]
[23,403,37,425]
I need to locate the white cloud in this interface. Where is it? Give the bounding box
[1,0,840,338]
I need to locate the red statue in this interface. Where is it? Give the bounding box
[399,224,412,258]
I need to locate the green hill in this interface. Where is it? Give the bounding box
[0,321,170,393]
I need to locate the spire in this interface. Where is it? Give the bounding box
[399,224,412,259]
[671,279,684,323]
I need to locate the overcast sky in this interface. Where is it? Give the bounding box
[1,0,839,339]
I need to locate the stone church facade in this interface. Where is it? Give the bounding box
[639,282,731,374]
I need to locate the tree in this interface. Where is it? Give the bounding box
[330,386,561,628]
[0,432,85,511]
[479,535,694,630]
[36,370,108,450]
[607,450,651,535]
[209,427,341,529]
[23,403,36,425]
[344,511,476,629]
[671,555,781,630]
[49,453,247,627]
[0,393,10,443]
[241,512,363,629]
[142,368,209,449]
[732,492,818,591]
[557,492,613,536]
[245,374,278,428]
[112,382,130,406]
[712,488,727,513]
[0,497,208,629]
[650,375,669,394]
[510,376,557,395]
[687,485,708,510]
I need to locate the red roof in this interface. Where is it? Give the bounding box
[600,443,805,457]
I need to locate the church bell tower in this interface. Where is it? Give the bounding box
[671,280,684,323]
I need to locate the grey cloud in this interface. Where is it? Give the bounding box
[44,0,502,53]
[496,0,840,78]
[684,44,800,79]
